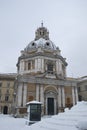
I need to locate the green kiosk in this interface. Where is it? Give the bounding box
[26,100,42,125]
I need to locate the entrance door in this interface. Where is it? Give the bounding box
[47,98,54,115]
[3,106,8,114]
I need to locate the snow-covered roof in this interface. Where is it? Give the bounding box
[24,38,57,52]
[78,76,87,82]
[26,100,42,105]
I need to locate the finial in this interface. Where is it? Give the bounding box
[41,20,43,27]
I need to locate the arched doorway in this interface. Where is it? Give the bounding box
[45,91,58,115]
[44,85,58,115]
[3,106,8,114]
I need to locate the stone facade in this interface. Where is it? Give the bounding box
[15,24,78,117]
[77,76,87,101]
[0,73,16,114]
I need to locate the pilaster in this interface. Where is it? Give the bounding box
[40,84,44,104]
[75,86,78,103]
[23,83,27,106]
[62,86,65,107]
[72,86,75,105]
[58,86,61,107]
[36,84,39,101]
[17,83,22,106]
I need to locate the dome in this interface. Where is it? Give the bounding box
[24,38,57,52]
[24,24,58,52]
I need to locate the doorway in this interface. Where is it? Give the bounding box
[3,106,8,114]
[47,98,54,115]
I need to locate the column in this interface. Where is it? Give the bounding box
[62,86,65,107]
[23,83,27,106]
[22,61,25,71]
[75,86,78,103]
[72,86,75,105]
[59,60,62,73]
[36,84,39,101]
[58,86,61,107]
[35,59,38,71]
[40,85,44,104]
[46,97,47,115]
[41,59,44,72]
[40,85,44,115]
[56,61,59,74]
[31,61,32,70]
[20,61,22,71]
[38,58,41,70]
[17,83,22,106]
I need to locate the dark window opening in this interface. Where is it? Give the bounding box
[32,43,35,46]
[78,95,82,101]
[40,31,41,35]
[28,62,31,70]
[5,96,9,101]
[47,64,53,74]
[46,42,50,46]
[7,82,10,87]
[3,106,8,114]
[85,85,87,91]
[0,96,1,101]
[6,90,9,93]
[0,83,2,87]
[78,87,81,92]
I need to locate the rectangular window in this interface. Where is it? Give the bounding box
[47,64,53,74]
[0,89,1,94]
[85,85,87,91]
[0,96,1,101]
[78,87,81,92]
[7,82,10,87]
[28,62,31,70]
[5,96,9,101]
[6,89,9,93]
[0,82,2,87]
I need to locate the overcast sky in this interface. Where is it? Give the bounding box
[0,0,87,78]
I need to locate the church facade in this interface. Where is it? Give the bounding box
[15,24,78,116]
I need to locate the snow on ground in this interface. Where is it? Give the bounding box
[0,101,87,130]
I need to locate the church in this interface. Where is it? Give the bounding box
[15,23,78,117]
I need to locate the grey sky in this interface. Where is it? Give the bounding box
[0,0,87,77]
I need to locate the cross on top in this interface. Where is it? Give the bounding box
[41,21,43,27]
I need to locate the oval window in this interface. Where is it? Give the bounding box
[46,42,50,46]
